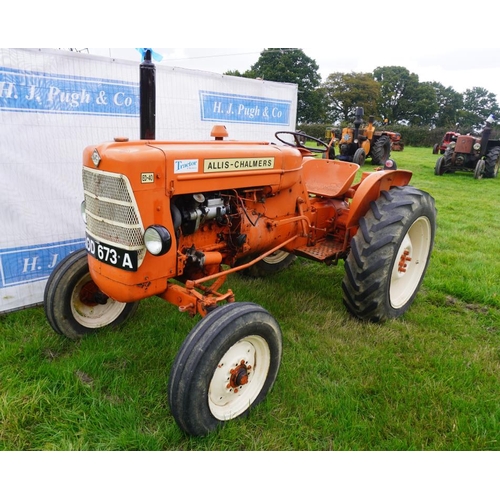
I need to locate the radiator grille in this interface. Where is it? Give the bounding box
[83,167,145,252]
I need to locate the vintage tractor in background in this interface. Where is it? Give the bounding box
[44,51,436,437]
[326,108,394,166]
[432,129,460,155]
[434,114,500,179]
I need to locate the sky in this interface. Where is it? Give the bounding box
[85,47,500,101]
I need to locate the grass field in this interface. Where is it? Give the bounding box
[1,146,500,451]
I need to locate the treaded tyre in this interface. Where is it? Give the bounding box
[432,143,439,154]
[434,156,445,176]
[240,250,296,277]
[168,302,282,436]
[474,159,486,179]
[353,148,366,166]
[484,146,500,178]
[44,249,139,340]
[342,185,436,322]
[371,135,392,165]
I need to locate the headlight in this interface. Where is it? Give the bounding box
[473,143,481,151]
[80,200,87,224]
[144,225,172,256]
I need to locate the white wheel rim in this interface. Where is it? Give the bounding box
[209,335,271,420]
[71,274,127,328]
[263,250,289,265]
[390,216,432,309]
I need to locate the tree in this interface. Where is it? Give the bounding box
[459,87,500,131]
[321,72,380,124]
[373,66,422,124]
[428,82,463,129]
[245,48,323,124]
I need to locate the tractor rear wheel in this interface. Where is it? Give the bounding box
[371,135,392,165]
[44,249,138,340]
[168,302,282,436]
[484,146,500,178]
[342,185,436,322]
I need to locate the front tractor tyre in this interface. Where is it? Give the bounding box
[44,249,139,340]
[371,135,392,165]
[342,186,436,322]
[353,148,366,166]
[168,302,282,436]
[434,156,445,176]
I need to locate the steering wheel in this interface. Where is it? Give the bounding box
[274,131,329,154]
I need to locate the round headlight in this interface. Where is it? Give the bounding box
[144,225,172,256]
[80,200,87,224]
[473,143,481,151]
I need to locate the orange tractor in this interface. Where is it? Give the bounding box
[44,51,436,436]
[326,108,399,166]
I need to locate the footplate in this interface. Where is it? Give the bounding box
[294,239,345,262]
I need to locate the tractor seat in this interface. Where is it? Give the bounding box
[302,158,359,198]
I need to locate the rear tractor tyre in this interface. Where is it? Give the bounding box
[484,146,500,178]
[44,249,139,340]
[241,250,296,277]
[371,135,392,165]
[168,302,282,436]
[342,185,436,322]
[353,148,366,166]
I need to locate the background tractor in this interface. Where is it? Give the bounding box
[44,51,436,437]
[432,129,460,155]
[326,107,394,166]
[434,115,500,179]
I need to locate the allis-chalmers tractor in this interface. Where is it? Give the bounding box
[326,108,395,166]
[44,51,436,436]
[434,114,500,179]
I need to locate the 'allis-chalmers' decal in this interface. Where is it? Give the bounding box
[204,157,275,172]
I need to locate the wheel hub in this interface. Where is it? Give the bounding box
[397,249,412,273]
[228,360,252,393]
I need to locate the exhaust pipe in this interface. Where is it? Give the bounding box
[140,49,156,140]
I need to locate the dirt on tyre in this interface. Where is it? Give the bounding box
[342,185,436,322]
[168,302,282,436]
[44,248,139,340]
[371,135,392,165]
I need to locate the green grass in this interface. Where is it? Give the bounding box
[1,146,500,450]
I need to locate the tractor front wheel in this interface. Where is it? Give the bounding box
[44,249,138,340]
[474,159,486,179]
[371,135,392,165]
[484,146,500,178]
[353,148,366,166]
[342,185,436,322]
[168,302,282,436]
[434,156,445,175]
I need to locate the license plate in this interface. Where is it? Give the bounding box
[85,234,138,271]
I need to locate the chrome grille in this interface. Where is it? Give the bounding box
[82,167,144,251]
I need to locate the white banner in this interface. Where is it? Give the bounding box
[0,48,298,313]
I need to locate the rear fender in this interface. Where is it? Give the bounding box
[345,169,412,229]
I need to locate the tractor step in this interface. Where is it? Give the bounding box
[294,239,345,262]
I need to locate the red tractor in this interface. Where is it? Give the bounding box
[432,130,460,155]
[434,115,500,179]
[44,51,437,436]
